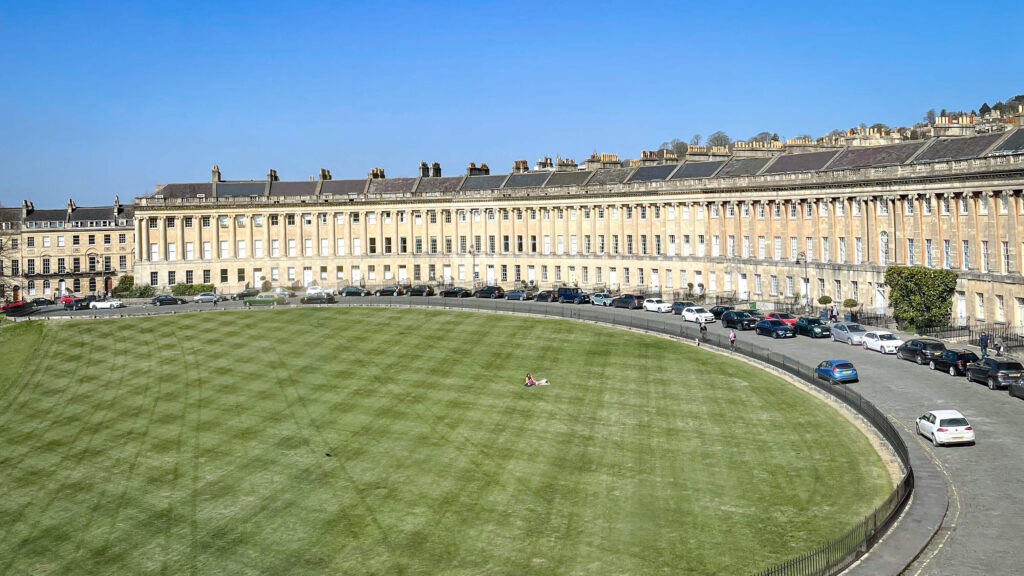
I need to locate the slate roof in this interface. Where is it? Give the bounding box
[415,176,463,194]
[268,181,317,196]
[24,209,67,222]
[762,150,841,174]
[544,171,593,187]
[671,161,725,179]
[69,206,118,222]
[628,164,679,182]
[503,172,551,188]
[913,132,1005,163]
[368,177,418,195]
[153,182,213,199]
[460,174,508,191]
[586,167,634,186]
[989,128,1024,156]
[716,157,773,178]
[827,141,927,170]
[320,180,368,195]
[0,207,23,223]
[217,182,267,197]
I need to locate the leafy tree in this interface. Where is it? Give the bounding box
[771,133,780,141]
[979,102,991,115]
[884,266,958,330]
[707,131,730,147]
[869,123,890,132]
[842,298,859,310]
[112,275,135,296]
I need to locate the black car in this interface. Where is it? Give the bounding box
[30,297,55,307]
[300,293,336,304]
[896,339,947,365]
[150,295,185,306]
[929,349,979,376]
[231,288,260,301]
[709,305,734,319]
[721,310,757,330]
[407,285,435,296]
[534,290,558,302]
[65,295,97,310]
[439,287,471,298]
[1010,376,1024,401]
[965,358,1024,390]
[755,319,794,338]
[671,301,696,315]
[374,286,404,296]
[338,286,370,297]
[612,294,644,309]
[473,286,505,299]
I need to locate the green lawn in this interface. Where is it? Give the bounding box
[0,309,892,575]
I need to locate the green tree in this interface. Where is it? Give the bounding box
[979,103,991,115]
[869,123,890,132]
[112,275,135,296]
[884,266,958,330]
[817,296,832,306]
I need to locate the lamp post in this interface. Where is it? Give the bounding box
[469,248,476,287]
[796,251,810,313]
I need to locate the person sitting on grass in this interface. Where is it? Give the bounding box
[525,373,549,387]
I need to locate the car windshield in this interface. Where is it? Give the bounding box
[923,342,946,351]
[878,333,899,341]
[776,313,795,319]
[694,308,708,313]
[803,318,822,325]
[939,418,969,427]
[846,324,866,333]
[651,299,665,304]
[769,320,785,327]
[835,363,855,370]
[734,312,751,318]
[958,352,979,362]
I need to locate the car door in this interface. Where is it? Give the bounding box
[918,413,934,437]
[816,361,829,380]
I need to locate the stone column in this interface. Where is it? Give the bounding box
[158,216,168,261]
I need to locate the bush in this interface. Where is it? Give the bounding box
[171,283,215,297]
[842,298,859,310]
[261,279,272,292]
[885,266,958,330]
[817,296,833,306]
[111,275,155,298]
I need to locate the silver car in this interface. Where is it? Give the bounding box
[832,322,868,345]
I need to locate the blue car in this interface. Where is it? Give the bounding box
[505,289,535,301]
[755,319,794,338]
[815,360,859,385]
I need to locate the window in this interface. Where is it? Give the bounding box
[151,272,159,286]
[976,292,985,321]
[979,196,989,215]
[119,255,127,270]
[219,216,229,228]
[944,240,952,269]
[237,268,245,282]
[941,197,950,215]
[758,236,766,259]
[879,232,889,263]
[236,215,247,228]
[877,199,889,216]
[775,237,783,260]
[959,197,969,215]
[1002,241,1010,273]
[962,240,970,270]
[925,239,933,268]
[220,240,229,258]
[118,233,126,244]
[304,238,313,256]
[252,215,262,227]
[835,201,844,217]
[202,216,212,228]
[904,198,914,216]
[203,241,212,259]
[981,241,989,273]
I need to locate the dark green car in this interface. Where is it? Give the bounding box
[244,293,287,306]
[794,317,832,338]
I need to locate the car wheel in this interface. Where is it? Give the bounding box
[949,366,957,377]
[988,378,997,390]
[932,433,940,447]
[966,372,973,383]
[374,291,381,297]
[916,355,924,365]
[929,361,936,370]
[722,320,728,328]
[772,331,780,339]
[831,335,836,342]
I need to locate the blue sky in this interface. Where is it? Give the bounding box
[1,1,1021,207]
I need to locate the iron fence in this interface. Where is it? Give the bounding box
[918,321,1024,351]
[327,297,914,576]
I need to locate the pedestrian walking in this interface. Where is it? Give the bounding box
[994,338,1003,357]
[979,331,990,358]
[699,322,708,343]
[729,329,736,351]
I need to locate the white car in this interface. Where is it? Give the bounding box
[915,409,975,447]
[89,300,125,309]
[305,285,333,297]
[862,331,903,354]
[681,306,715,323]
[642,298,672,313]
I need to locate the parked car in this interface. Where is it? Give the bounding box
[591,292,615,306]
[534,290,558,302]
[671,301,697,315]
[929,349,979,376]
[965,358,1024,390]
[612,294,644,309]
[896,339,947,365]
[439,286,471,298]
[65,296,97,310]
[407,285,435,297]
[300,293,336,304]
[59,294,80,304]
[765,312,798,326]
[642,298,672,313]
[504,289,534,301]
[916,409,975,447]
[473,286,505,299]
[831,322,868,346]
[721,310,757,330]
[556,287,589,304]
[755,319,795,338]
[89,299,125,309]
[1010,376,1024,401]
[150,295,185,306]
[305,285,333,296]
[193,292,225,303]
[2,300,26,311]
[245,292,287,306]
[272,287,297,298]
[815,359,859,385]
[374,286,404,296]
[29,297,54,307]
[861,331,904,354]
[338,286,371,297]
[231,288,260,301]
[746,310,766,321]
[681,306,715,323]
[709,305,734,319]
[794,317,832,338]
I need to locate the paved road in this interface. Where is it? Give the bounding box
[16,296,1024,575]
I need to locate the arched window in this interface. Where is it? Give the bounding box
[879,231,890,263]
[43,280,50,294]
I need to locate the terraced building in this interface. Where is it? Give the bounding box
[15,119,989,324]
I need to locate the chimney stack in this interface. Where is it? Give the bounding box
[113,195,121,218]
[212,164,222,182]
[368,167,386,179]
[419,161,430,178]
[267,169,279,182]
[22,199,34,218]
[430,162,441,178]
[66,198,77,219]
[319,168,332,181]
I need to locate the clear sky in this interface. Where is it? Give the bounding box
[1,1,1021,208]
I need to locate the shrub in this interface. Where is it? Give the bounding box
[842,298,859,310]
[261,279,272,292]
[884,266,958,330]
[817,296,833,306]
[171,283,215,297]
[111,276,155,298]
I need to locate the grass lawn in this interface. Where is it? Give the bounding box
[0,308,892,575]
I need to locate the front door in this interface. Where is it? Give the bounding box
[738,274,748,300]
[352,266,362,285]
[302,267,313,287]
[442,265,452,284]
[398,266,408,283]
[956,291,967,326]
[486,265,495,285]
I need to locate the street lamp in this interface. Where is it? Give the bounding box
[796,251,810,312]
[469,248,476,286]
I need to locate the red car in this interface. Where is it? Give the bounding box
[1,300,26,311]
[765,312,798,326]
[60,294,79,304]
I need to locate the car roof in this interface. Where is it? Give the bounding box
[825,359,853,364]
[865,330,894,335]
[928,409,966,419]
